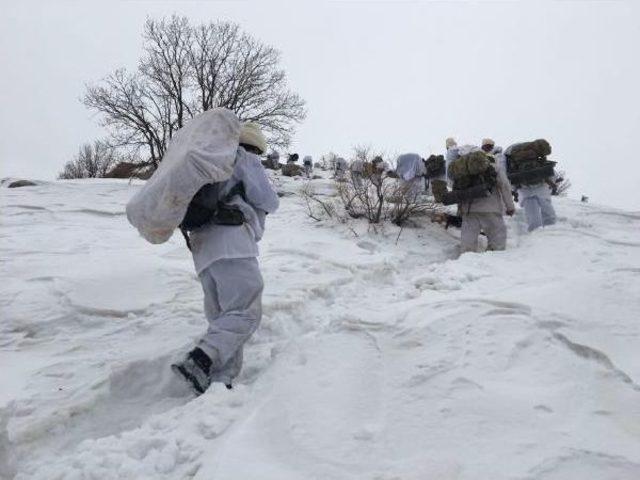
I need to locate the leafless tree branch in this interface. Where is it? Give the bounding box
[82,15,306,169]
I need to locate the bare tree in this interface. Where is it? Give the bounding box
[140,16,193,132]
[58,158,85,180]
[83,15,306,168]
[189,22,305,142]
[352,144,374,165]
[58,141,118,179]
[84,70,170,168]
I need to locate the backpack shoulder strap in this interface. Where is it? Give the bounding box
[223,181,246,203]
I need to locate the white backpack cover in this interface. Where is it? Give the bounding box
[396,153,425,181]
[126,108,241,244]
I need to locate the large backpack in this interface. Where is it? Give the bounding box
[180,178,247,231]
[443,150,497,205]
[505,139,555,187]
[396,153,424,181]
[424,154,446,179]
[126,108,241,244]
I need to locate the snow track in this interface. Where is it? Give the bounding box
[1,177,639,479]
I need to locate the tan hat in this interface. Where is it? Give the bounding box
[481,138,495,147]
[446,137,457,149]
[239,122,267,154]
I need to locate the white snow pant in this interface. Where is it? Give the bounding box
[304,165,312,178]
[522,196,556,232]
[460,212,507,253]
[198,257,264,385]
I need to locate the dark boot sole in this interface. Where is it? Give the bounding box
[171,363,206,395]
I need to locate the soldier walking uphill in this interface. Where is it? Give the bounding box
[303,155,313,178]
[174,123,280,394]
[504,139,558,232]
[445,146,515,253]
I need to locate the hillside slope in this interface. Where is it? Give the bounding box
[1,176,639,480]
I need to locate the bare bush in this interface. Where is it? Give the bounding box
[338,171,434,226]
[300,183,338,222]
[352,144,374,164]
[83,15,306,168]
[58,141,119,179]
[553,170,571,196]
[328,146,431,226]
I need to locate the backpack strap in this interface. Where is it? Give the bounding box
[222,181,246,204]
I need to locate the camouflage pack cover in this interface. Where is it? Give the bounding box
[282,163,303,177]
[424,154,446,179]
[506,139,555,186]
[431,179,448,203]
[507,139,551,160]
[448,150,496,191]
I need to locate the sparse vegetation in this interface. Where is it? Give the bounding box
[301,146,435,228]
[82,15,306,169]
[58,141,120,179]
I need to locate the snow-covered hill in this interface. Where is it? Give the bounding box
[1,176,639,480]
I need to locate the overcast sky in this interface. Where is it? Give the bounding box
[1,0,639,209]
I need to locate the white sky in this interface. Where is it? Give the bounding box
[1,0,639,209]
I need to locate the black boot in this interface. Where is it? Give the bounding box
[171,347,213,395]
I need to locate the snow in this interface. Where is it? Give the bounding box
[1,175,639,480]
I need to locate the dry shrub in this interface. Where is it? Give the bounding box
[338,173,435,226]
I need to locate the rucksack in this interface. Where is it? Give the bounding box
[396,153,424,181]
[178,180,247,251]
[443,150,497,205]
[282,163,303,177]
[424,154,445,178]
[505,139,556,187]
[126,108,240,244]
[180,182,246,231]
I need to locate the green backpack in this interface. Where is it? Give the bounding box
[448,151,497,190]
[424,154,446,178]
[506,139,556,187]
[443,151,497,205]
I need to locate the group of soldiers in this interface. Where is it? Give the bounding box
[151,116,562,395]
[265,151,314,177]
[269,136,558,254]
[348,137,557,253]
[399,137,558,252]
